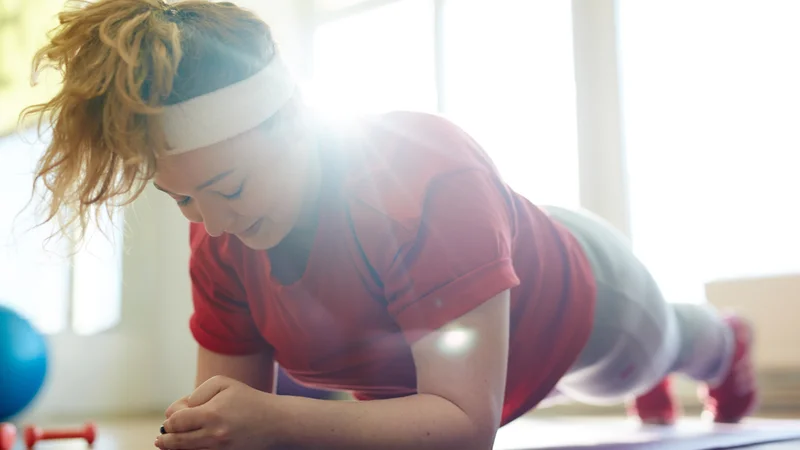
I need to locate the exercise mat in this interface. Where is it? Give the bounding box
[493,417,800,449]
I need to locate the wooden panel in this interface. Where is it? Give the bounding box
[705,273,800,370]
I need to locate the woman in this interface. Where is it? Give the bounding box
[22,1,757,449]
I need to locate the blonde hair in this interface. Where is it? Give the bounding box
[21,0,277,241]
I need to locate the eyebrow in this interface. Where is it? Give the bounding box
[195,169,235,190]
[152,169,235,195]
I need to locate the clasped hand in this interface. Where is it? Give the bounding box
[155,376,282,450]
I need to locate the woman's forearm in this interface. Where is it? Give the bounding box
[273,393,496,450]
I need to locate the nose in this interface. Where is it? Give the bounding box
[196,201,234,237]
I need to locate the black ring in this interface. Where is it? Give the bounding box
[160,425,167,435]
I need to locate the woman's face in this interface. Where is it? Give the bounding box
[152,125,318,250]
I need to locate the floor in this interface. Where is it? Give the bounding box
[7,415,800,450]
[9,417,162,450]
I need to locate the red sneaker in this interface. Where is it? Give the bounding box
[699,315,759,423]
[628,377,680,425]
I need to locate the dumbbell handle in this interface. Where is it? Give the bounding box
[24,422,96,448]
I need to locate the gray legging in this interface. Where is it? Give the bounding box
[541,205,734,406]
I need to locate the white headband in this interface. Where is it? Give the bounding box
[159,56,296,154]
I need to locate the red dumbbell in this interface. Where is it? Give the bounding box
[0,423,16,450]
[23,422,96,449]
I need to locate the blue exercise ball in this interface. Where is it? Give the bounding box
[0,304,48,422]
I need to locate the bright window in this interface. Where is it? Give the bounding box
[441,0,580,208]
[618,0,800,302]
[71,208,124,336]
[0,129,71,333]
[308,0,438,115]
[310,0,580,209]
[0,128,123,334]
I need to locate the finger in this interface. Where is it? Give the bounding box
[166,395,190,419]
[156,428,213,450]
[187,376,229,407]
[163,406,206,434]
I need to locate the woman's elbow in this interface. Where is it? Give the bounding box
[464,414,502,450]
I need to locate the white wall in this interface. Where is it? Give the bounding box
[18,0,305,421]
[570,0,630,236]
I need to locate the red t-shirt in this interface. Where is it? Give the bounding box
[188,111,596,425]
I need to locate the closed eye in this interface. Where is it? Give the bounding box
[153,182,193,207]
[221,180,245,200]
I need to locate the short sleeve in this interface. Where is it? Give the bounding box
[380,169,521,342]
[188,224,271,355]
